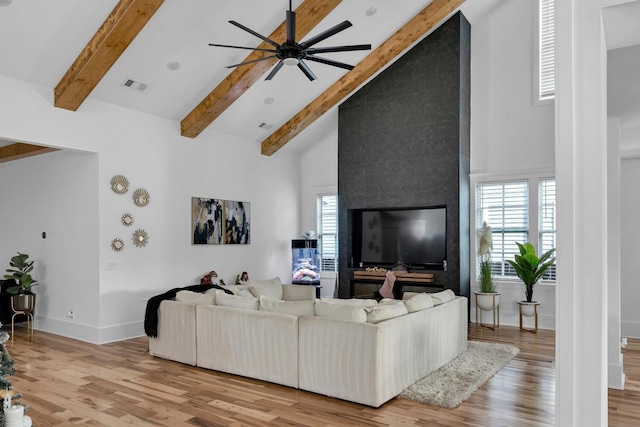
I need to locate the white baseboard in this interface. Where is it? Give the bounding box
[34,316,144,344]
[608,354,626,390]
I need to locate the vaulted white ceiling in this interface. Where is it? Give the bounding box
[1,0,638,159]
[0,0,502,155]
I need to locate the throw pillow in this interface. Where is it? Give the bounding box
[403,293,434,313]
[364,301,408,323]
[236,287,255,298]
[245,277,283,300]
[402,291,421,300]
[175,290,216,305]
[215,290,259,310]
[430,289,456,305]
[259,295,315,316]
[314,299,367,323]
[209,284,243,295]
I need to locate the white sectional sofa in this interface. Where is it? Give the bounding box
[147,279,468,408]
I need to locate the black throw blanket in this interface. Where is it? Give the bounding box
[144,284,233,338]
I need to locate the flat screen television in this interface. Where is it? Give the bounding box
[352,206,447,270]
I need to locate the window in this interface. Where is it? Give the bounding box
[538,0,555,101]
[539,179,556,280]
[317,194,338,272]
[475,177,556,281]
[476,181,529,277]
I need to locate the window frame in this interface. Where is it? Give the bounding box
[316,193,338,274]
[471,171,556,285]
[533,0,555,106]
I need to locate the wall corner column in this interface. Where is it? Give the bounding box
[555,0,609,425]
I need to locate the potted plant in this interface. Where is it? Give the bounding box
[475,222,500,314]
[3,252,38,312]
[507,242,555,317]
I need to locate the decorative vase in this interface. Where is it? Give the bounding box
[474,291,500,311]
[11,294,35,313]
[518,301,539,317]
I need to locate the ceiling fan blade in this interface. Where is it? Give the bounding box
[227,55,278,69]
[299,21,352,49]
[229,20,280,48]
[305,55,354,71]
[297,60,317,81]
[306,44,372,54]
[286,9,296,44]
[208,43,277,53]
[265,60,285,80]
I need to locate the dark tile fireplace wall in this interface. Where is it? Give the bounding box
[337,12,470,298]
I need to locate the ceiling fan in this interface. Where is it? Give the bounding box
[209,1,372,81]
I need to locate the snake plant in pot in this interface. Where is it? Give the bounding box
[507,242,555,316]
[475,222,499,312]
[3,252,38,312]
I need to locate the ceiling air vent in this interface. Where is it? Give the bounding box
[258,122,272,130]
[121,79,148,91]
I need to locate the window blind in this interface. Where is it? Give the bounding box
[539,179,556,280]
[539,0,555,100]
[317,194,338,272]
[477,182,529,278]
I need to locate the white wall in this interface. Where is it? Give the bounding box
[0,150,99,339]
[0,74,301,343]
[470,0,555,176]
[299,109,338,298]
[621,158,640,337]
[469,0,556,328]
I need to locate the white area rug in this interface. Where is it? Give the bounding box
[399,341,519,408]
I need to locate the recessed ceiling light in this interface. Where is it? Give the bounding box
[167,61,181,71]
[365,6,377,17]
[0,0,13,6]
[264,97,275,105]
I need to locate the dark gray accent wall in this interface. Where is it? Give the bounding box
[337,12,470,298]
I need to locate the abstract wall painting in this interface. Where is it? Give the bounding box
[224,200,251,245]
[192,197,224,245]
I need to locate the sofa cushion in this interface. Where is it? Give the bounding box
[215,291,259,310]
[245,277,283,300]
[314,299,367,323]
[259,295,315,316]
[430,289,456,305]
[364,301,408,323]
[175,290,216,305]
[403,293,434,313]
[319,298,378,308]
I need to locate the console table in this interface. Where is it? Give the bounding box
[350,271,444,299]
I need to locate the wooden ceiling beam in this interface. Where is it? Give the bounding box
[261,0,466,156]
[0,143,59,164]
[54,0,165,111]
[180,0,342,139]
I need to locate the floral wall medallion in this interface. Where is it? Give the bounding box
[121,213,134,226]
[132,229,148,247]
[111,238,124,251]
[133,188,150,207]
[110,175,129,194]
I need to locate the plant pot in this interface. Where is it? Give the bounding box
[518,301,539,317]
[474,291,500,311]
[12,293,35,313]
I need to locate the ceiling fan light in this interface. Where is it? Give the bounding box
[283,57,299,66]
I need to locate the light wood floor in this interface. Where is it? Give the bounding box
[4,324,640,426]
